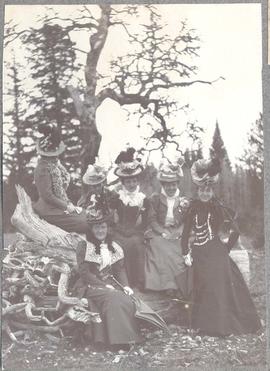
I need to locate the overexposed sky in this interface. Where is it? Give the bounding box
[4,4,262,167]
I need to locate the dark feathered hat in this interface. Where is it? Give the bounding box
[114,147,144,178]
[191,157,221,186]
[36,123,65,156]
[86,193,111,225]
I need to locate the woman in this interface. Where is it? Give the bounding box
[181,157,262,336]
[144,158,190,297]
[77,162,108,208]
[75,203,142,351]
[109,148,149,290]
[33,123,88,233]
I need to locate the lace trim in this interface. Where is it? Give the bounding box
[84,241,124,265]
[118,187,145,207]
[45,160,70,202]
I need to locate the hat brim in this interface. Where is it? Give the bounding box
[83,177,106,186]
[157,174,181,183]
[192,174,219,187]
[87,213,112,225]
[114,165,143,178]
[37,141,65,157]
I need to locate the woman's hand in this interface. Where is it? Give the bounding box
[161,232,171,239]
[79,298,89,307]
[105,284,115,290]
[183,253,193,267]
[123,286,134,296]
[65,202,76,214]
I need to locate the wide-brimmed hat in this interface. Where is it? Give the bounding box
[36,123,65,157]
[86,194,111,225]
[83,163,106,185]
[157,157,185,183]
[86,207,111,225]
[191,157,221,186]
[114,147,144,178]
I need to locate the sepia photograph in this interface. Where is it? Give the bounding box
[2,3,266,370]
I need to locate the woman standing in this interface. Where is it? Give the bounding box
[75,203,142,351]
[144,158,190,297]
[109,148,149,290]
[33,123,88,233]
[181,158,262,336]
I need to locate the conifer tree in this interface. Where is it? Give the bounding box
[22,22,83,179]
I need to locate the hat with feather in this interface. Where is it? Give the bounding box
[191,157,221,186]
[36,123,65,157]
[114,147,144,178]
[86,193,111,225]
[83,160,107,186]
[157,156,185,183]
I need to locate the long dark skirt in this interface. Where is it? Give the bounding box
[144,235,187,292]
[41,210,88,234]
[191,237,262,336]
[113,232,145,289]
[85,287,142,345]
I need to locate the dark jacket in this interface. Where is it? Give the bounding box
[74,239,129,298]
[147,193,190,236]
[33,158,70,216]
[181,199,239,255]
[109,191,150,237]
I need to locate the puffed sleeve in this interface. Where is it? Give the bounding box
[34,166,68,210]
[112,258,129,287]
[181,205,194,255]
[107,190,119,210]
[141,197,150,230]
[147,194,167,235]
[222,206,240,251]
[76,241,105,287]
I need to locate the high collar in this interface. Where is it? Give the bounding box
[160,188,180,209]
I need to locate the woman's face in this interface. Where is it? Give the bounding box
[198,185,214,202]
[88,182,104,194]
[91,222,108,241]
[162,181,178,197]
[122,177,139,192]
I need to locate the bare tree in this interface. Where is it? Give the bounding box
[5,5,223,174]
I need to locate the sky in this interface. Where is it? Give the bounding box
[4,4,262,168]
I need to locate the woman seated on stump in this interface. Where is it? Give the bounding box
[144,157,190,298]
[75,201,143,351]
[33,123,88,233]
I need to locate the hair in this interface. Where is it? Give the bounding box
[121,175,139,183]
[40,154,59,160]
[161,180,179,186]
[86,227,116,255]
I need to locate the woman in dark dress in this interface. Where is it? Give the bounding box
[109,148,149,289]
[33,123,88,233]
[181,158,262,336]
[77,162,111,209]
[75,203,142,350]
[144,158,190,297]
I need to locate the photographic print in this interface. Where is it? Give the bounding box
[2,3,266,370]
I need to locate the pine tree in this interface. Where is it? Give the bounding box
[3,54,37,231]
[240,113,263,180]
[210,121,231,166]
[209,121,233,206]
[3,54,36,185]
[22,22,83,180]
